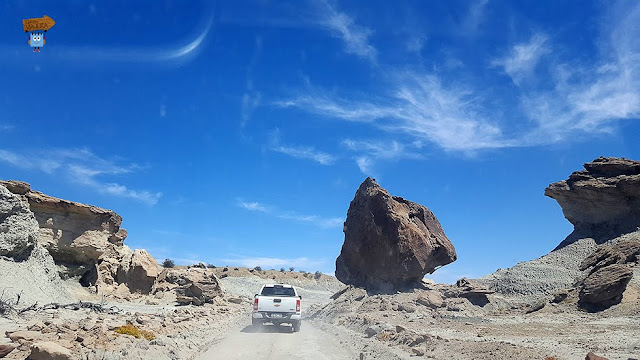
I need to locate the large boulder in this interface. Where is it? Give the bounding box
[579,264,633,309]
[121,249,158,294]
[153,268,222,305]
[545,157,640,236]
[336,178,457,291]
[0,185,38,259]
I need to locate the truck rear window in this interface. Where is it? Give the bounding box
[260,286,296,297]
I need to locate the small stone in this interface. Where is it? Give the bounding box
[29,342,75,360]
[585,352,609,360]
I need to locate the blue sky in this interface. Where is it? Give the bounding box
[1,1,639,283]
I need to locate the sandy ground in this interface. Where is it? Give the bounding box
[197,321,363,360]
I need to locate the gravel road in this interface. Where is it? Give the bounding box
[196,321,361,360]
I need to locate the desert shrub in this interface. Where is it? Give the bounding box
[377,331,392,341]
[114,324,155,340]
[289,267,295,272]
[207,264,216,268]
[314,271,322,279]
[280,268,285,272]
[253,266,262,271]
[234,267,239,271]
[162,259,175,268]
[544,357,558,360]
[222,267,228,272]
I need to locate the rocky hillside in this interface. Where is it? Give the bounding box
[478,157,640,311]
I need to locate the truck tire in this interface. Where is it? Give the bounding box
[292,320,301,332]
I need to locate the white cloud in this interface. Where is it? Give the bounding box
[519,3,640,142]
[237,199,343,228]
[492,33,549,85]
[0,148,161,205]
[238,201,269,213]
[315,0,377,62]
[277,74,512,152]
[343,139,422,175]
[272,145,335,165]
[460,0,489,35]
[269,129,336,165]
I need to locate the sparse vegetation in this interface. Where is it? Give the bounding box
[114,323,155,340]
[376,331,392,341]
[544,357,558,360]
[280,268,285,272]
[289,267,295,272]
[314,271,322,279]
[253,266,262,271]
[162,259,175,268]
[207,264,216,268]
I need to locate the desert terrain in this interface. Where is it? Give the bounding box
[1,157,639,359]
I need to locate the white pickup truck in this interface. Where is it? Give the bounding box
[252,284,302,332]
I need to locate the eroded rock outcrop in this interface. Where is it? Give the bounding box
[0,180,128,265]
[153,267,222,305]
[479,157,640,309]
[0,185,72,305]
[0,185,37,260]
[336,178,456,291]
[1,180,158,296]
[545,157,640,237]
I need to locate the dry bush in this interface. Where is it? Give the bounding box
[545,356,558,360]
[114,324,155,340]
[376,331,393,341]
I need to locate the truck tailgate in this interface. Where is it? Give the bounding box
[257,296,297,313]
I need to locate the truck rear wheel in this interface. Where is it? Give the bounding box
[292,320,301,332]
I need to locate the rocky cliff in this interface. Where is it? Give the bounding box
[336,178,457,291]
[545,157,640,241]
[0,180,157,297]
[479,157,640,310]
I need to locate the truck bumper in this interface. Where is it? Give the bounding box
[252,312,301,321]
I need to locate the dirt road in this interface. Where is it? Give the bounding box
[197,321,361,360]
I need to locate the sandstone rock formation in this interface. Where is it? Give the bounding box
[579,264,633,308]
[1,180,158,297]
[0,180,128,265]
[545,157,640,239]
[0,185,72,305]
[153,267,222,305]
[0,185,37,259]
[577,240,639,308]
[336,178,457,291]
[479,157,640,309]
[121,249,159,293]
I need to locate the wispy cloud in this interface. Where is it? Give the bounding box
[342,139,422,174]
[236,199,343,228]
[218,256,325,270]
[277,73,512,152]
[268,129,336,165]
[492,33,549,85]
[518,3,640,142]
[0,148,161,205]
[460,0,489,35]
[315,0,377,62]
[238,201,268,213]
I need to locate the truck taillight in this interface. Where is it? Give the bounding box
[253,298,259,311]
[296,299,301,312]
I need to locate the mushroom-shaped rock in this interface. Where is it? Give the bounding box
[336,178,456,291]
